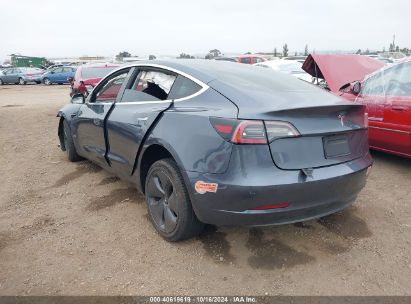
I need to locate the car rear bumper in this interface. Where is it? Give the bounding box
[23,76,42,82]
[184,145,372,226]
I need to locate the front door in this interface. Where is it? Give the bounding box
[106,67,177,176]
[358,70,387,149]
[383,62,411,156]
[73,68,131,166]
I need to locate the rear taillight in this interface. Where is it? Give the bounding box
[265,121,299,141]
[232,120,266,144]
[210,117,299,144]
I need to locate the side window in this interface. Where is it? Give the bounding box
[121,69,176,102]
[93,71,129,103]
[386,63,411,96]
[168,75,202,100]
[361,73,385,96]
[62,67,72,73]
[53,68,63,73]
[240,57,251,64]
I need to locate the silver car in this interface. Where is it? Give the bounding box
[0,67,44,85]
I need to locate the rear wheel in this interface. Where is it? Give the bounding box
[43,78,51,85]
[0,78,3,85]
[63,120,82,162]
[18,78,25,85]
[145,158,204,241]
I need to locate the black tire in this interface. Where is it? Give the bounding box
[18,78,26,85]
[63,120,82,162]
[36,81,41,84]
[0,78,3,85]
[145,158,204,241]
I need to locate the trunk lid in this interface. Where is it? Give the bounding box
[266,104,369,170]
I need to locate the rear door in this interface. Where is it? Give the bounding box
[73,68,131,166]
[61,67,73,83]
[105,67,177,176]
[8,69,20,83]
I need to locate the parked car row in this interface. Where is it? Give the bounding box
[0,66,76,85]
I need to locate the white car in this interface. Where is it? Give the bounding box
[254,60,313,82]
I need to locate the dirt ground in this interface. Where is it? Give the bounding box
[0,85,410,296]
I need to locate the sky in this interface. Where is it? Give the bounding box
[0,0,410,60]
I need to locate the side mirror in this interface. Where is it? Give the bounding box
[71,93,85,104]
[67,76,74,83]
[352,81,362,95]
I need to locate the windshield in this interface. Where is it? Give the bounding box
[81,67,117,79]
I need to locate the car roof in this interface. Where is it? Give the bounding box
[117,59,313,86]
[79,63,121,69]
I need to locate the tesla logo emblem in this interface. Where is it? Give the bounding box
[338,114,345,127]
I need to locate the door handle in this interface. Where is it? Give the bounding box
[392,106,406,111]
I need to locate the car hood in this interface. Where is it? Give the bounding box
[302,54,384,93]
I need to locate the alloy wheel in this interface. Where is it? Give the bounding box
[19,78,25,85]
[146,170,179,233]
[44,78,51,85]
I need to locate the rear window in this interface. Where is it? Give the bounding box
[168,75,202,99]
[22,68,43,73]
[81,67,117,79]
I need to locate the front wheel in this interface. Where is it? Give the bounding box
[18,78,26,85]
[145,158,204,241]
[62,120,82,162]
[43,78,51,85]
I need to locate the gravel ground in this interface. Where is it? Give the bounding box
[0,85,410,296]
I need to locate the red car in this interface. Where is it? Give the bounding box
[69,63,120,96]
[303,54,411,158]
[215,55,266,64]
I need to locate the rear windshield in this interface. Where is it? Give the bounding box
[22,68,44,73]
[81,67,117,79]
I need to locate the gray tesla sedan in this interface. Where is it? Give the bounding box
[57,60,372,241]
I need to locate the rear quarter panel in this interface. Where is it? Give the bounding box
[136,88,238,178]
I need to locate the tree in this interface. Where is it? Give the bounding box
[356,49,362,54]
[149,55,156,60]
[304,44,309,56]
[395,45,400,52]
[282,43,289,57]
[364,49,370,55]
[178,53,194,59]
[273,48,277,57]
[116,51,131,61]
[209,49,221,58]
